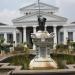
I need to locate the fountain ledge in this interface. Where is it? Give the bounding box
[0,63,75,75]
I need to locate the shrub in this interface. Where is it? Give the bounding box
[70,42,75,51]
[14,46,24,52]
[13,43,30,69]
[0,37,5,45]
[14,43,28,52]
[0,37,11,52]
[56,44,68,52]
[56,44,68,50]
[14,43,30,53]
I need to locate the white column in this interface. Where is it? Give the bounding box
[45,26,47,31]
[4,33,7,43]
[13,29,17,46]
[33,26,36,50]
[53,26,57,49]
[64,29,68,44]
[33,26,36,33]
[73,32,75,42]
[58,31,60,44]
[23,27,26,43]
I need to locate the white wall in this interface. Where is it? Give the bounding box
[0,26,21,45]
[59,25,75,44]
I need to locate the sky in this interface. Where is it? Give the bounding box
[0,0,75,25]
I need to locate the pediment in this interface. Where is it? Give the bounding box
[20,2,58,11]
[12,12,67,23]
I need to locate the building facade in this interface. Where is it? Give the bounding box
[0,2,75,49]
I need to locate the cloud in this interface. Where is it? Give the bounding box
[0,0,75,25]
[0,0,56,25]
[0,9,21,25]
[55,0,75,21]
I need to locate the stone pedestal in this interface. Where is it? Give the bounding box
[29,31,57,69]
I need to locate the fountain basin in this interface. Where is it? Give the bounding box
[1,54,75,75]
[11,69,75,75]
[2,54,75,70]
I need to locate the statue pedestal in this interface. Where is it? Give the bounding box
[29,31,57,69]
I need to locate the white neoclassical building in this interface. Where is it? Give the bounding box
[0,2,75,49]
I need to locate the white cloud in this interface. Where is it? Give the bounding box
[0,0,75,25]
[0,9,21,25]
[55,0,75,22]
[0,0,55,25]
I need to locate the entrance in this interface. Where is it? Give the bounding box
[26,27,33,49]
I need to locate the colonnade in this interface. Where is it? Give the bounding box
[2,26,57,49]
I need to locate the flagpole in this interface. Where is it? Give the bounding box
[38,0,40,17]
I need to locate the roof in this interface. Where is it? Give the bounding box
[12,11,67,23]
[71,22,75,24]
[20,2,58,12]
[0,23,7,26]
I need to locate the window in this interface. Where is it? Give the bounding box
[7,33,13,43]
[60,32,64,44]
[68,32,73,41]
[0,34,4,38]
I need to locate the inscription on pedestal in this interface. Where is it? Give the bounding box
[40,47,46,58]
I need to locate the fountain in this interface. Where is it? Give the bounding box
[29,31,58,69]
[29,7,58,69]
